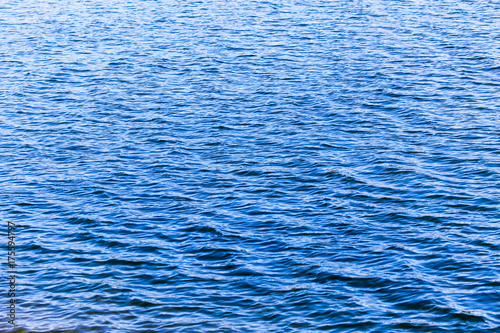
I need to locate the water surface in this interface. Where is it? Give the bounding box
[1,0,499,332]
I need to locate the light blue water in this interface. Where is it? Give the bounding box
[1,0,499,332]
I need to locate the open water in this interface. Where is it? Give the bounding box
[1,0,499,332]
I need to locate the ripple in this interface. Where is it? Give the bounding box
[1,0,500,332]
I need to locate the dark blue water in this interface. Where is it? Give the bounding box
[1,0,499,332]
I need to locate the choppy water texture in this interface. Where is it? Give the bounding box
[1,0,500,332]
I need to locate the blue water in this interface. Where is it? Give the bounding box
[1,0,499,332]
